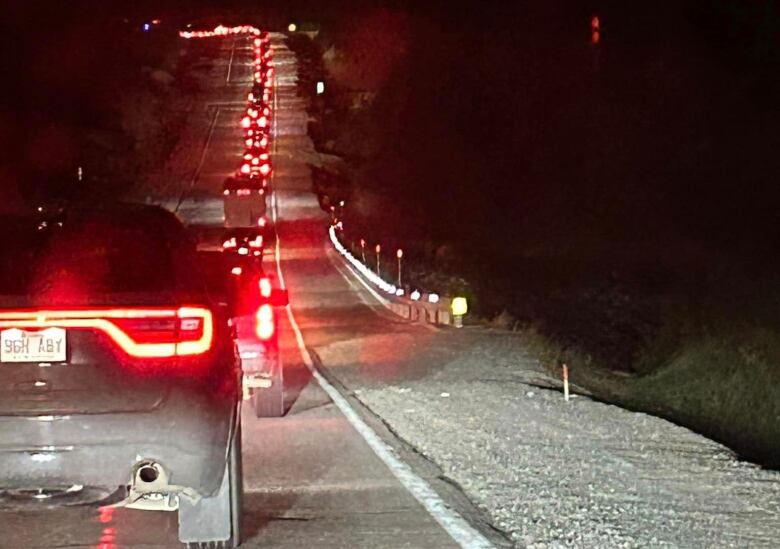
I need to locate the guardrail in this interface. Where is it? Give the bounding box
[328,226,466,327]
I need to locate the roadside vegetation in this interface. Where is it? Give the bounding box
[288,2,780,468]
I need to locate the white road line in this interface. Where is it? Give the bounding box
[328,249,391,306]
[175,106,220,213]
[327,255,376,308]
[327,242,438,332]
[270,193,494,549]
[226,36,237,84]
[269,55,494,547]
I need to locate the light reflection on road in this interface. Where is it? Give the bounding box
[96,506,116,549]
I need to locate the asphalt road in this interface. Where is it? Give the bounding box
[0,33,501,548]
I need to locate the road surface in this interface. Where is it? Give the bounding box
[0,32,502,549]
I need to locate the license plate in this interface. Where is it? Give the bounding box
[1,328,67,363]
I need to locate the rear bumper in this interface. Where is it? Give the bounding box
[235,316,279,377]
[0,387,237,497]
[224,196,267,228]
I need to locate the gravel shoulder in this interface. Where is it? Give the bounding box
[319,320,780,548]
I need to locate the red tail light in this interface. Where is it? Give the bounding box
[255,304,274,340]
[259,164,271,175]
[0,307,213,358]
[240,164,251,174]
[259,277,272,298]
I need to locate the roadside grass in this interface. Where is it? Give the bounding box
[496,308,780,468]
[623,331,780,467]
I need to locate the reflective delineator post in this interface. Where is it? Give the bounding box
[360,239,366,264]
[375,244,381,275]
[562,363,570,402]
[396,249,403,287]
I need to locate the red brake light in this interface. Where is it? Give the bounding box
[0,307,213,358]
[255,304,274,340]
[259,164,270,175]
[240,164,251,174]
[259,277,272,298]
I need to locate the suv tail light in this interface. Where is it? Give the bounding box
[0,307,213,358]
[255,304,274,340]
[259,277,272,298]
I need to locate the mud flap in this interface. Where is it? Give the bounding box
[178,462,231,544]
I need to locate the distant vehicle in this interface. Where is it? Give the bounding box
[0,203,242,546]
[244,134,270,153]
[239,151,272,179]
[223,176,267,227]
[222,227,266,258]
[200,252,288,417]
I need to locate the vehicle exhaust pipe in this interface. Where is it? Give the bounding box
[138,465,159,484]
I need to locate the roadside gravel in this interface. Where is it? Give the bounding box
[340,330,780,548]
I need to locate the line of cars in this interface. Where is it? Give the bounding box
[217,30,289,420]
[223,31,274,229]
[0,26,280,548]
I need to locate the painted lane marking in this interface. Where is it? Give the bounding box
[269,54,494,544]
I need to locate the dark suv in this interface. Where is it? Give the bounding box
[0,203,242,547]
